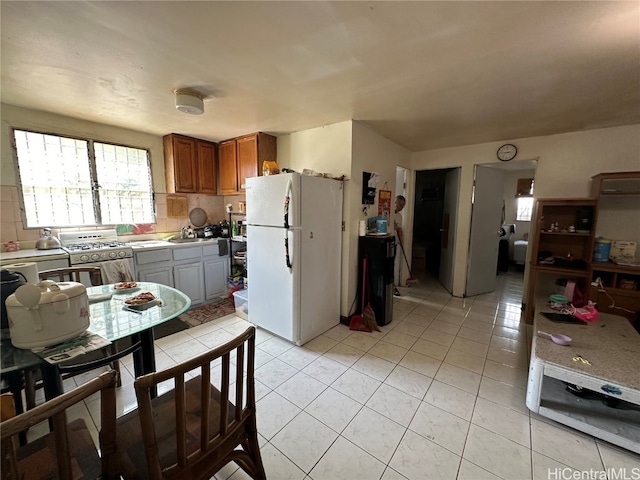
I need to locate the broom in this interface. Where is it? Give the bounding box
[362,258,380,332]
[398,242,419,285]
[349,257,372,332]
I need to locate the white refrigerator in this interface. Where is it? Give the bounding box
[246,173,343,345]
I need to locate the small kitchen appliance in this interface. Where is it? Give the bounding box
[1,269,27,339]
[35,228,62,250]
[6,280,90,349]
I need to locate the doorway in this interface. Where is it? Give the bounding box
[466,160,538,297]
[412,168,460,292]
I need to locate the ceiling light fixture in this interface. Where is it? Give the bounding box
[174,88,204,115]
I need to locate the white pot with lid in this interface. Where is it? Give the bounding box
[6,280,90,349]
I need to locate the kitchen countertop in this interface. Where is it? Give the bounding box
[128,238,228,250]
[0,248,69,265]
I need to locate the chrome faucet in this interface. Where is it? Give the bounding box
[180,226,188,239]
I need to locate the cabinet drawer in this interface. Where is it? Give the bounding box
[202,244,220,257]
[135,249,171,265]
[173,246,202,262]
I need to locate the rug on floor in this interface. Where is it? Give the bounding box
[179,297,236,328]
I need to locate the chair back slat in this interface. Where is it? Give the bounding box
[117,326,266,480]
[247,335,256,407]
[100,371,118,478]
[175,374,187,467]
[200,365,211,452]
[220,353,230,436]
[52,411,73,478]
[235,343,245,419]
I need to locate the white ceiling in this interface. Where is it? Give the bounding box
[2,1,639,152]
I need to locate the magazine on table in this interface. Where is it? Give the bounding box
[32,331,111,365]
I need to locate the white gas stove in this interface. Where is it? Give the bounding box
[59,230,133,265]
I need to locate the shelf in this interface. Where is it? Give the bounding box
[539,231,591,236]
[591,261,640,274]
[599,190,640,196]
[538,377,640,453]
[533,264,590,277]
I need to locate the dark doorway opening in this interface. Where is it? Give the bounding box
[412,169,453,278]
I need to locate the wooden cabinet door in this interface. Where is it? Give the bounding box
[219,140,238,194]
[169,135,197,193]
[237,134,259,192]
[196,141,217,194]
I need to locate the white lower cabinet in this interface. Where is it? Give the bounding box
[173,262,205,306]
[135,248,173,286]
[133,242,228,308]
[138,266,173,286]
[204,257,228,301]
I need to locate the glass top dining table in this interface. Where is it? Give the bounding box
[1,282,191,401]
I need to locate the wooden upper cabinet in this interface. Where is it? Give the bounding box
[164,134,217,194]
[218,132,276,195]
[164,134,197,193]
[196,141,217,194]
[218,139,238,195]
[237,132,277,192]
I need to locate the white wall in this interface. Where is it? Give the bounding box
[351,122,412,312]
[277,120,412,318]
[1,104,166,192]
[412,124,640,298]
[277,122,354,317]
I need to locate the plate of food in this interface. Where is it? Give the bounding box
[113,281,139,293]
[124,291,162,310]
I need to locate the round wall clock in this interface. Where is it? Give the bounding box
[497,144,517,161]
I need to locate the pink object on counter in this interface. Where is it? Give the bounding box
[4,241,20,252]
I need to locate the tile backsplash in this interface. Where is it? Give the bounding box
[0,185,246,250]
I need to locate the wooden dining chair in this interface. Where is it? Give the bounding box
[0,369,118,480]
[115,326,266,480]
[37,266,122,388]
[38,266,103,286]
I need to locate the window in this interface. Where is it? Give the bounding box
[516,197,534,221]
[13,130,154,228]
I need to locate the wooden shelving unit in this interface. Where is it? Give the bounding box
[524,198,598,323]
[589,172,640,321]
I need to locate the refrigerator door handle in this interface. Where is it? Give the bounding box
[283,179,293,229]
[284,234,292,269]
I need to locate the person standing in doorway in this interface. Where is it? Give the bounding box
[393,195,406,296]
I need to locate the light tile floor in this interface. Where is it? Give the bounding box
[35,269,640,479]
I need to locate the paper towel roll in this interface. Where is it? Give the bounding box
[358,220,367,237]
[3,262,39,284]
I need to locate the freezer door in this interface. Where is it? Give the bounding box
[247,225,301,342]
[246,173,300,228]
